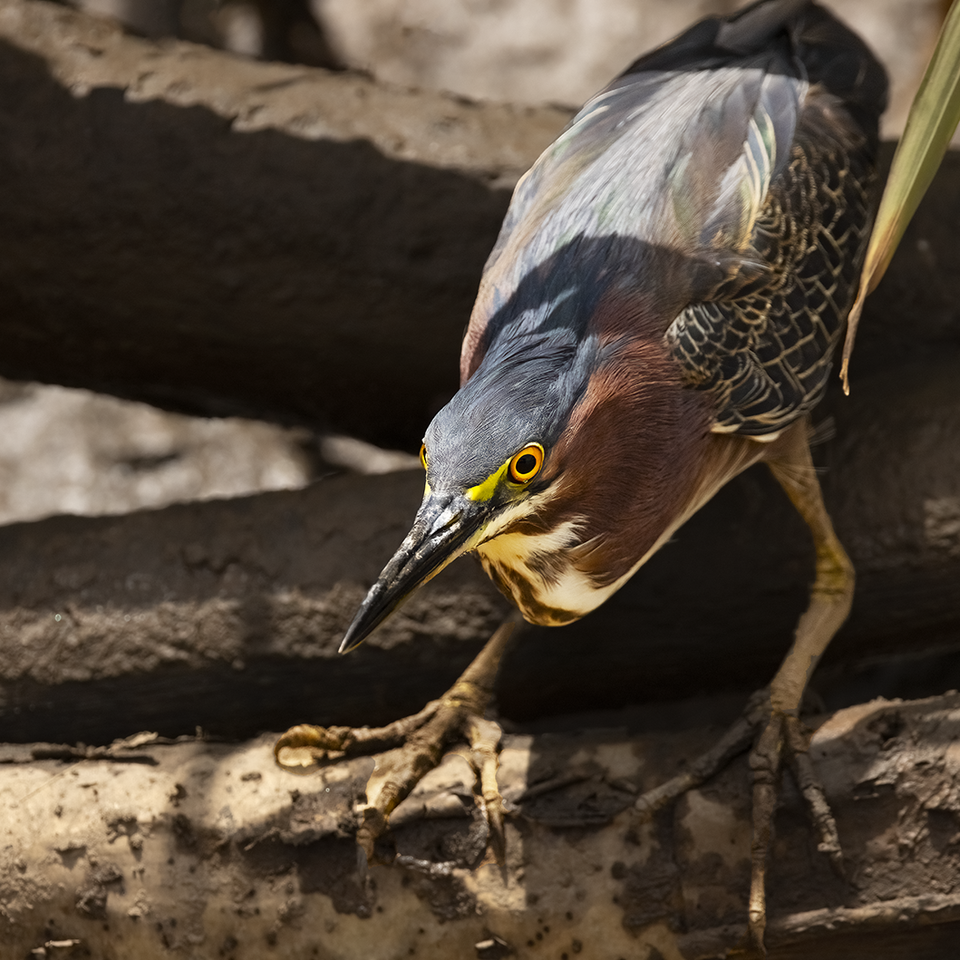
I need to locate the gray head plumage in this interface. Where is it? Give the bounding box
[424,327,603,491]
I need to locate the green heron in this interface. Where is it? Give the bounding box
[278,0,886,949]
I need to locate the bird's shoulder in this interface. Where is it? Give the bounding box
[462,54,804,382]
[462,0,886,435]
[665,81,880,436]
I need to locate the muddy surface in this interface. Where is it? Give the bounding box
[3,696,960,959]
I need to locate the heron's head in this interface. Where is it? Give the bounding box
[340,316,709,652]
[339,328,608,652]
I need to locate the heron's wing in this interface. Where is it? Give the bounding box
[666,98,878,436]
[664,4,886,435]
[482,18,805,264]
[495,61,799,271]
[463,0,886,438]
[463,0,815,382]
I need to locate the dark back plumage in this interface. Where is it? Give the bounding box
[459,0,887,437]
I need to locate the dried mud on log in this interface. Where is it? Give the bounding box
[3,695,960,959]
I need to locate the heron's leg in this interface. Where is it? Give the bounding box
[634,425,853,956]
[746,428,853,953]
[275,615,519,863]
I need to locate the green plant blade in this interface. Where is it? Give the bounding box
[841,0,960,393]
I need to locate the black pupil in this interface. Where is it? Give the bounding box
[515,453,537,476]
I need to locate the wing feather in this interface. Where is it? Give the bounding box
[463,0,887,437]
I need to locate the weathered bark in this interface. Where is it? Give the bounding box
[0,340,958,745]
[0,0,957,451]
[2,695,960,959]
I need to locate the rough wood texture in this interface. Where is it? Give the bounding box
[2,695,960,959]
[0,340,958,745]
[0,0,568,448]
[0,0,957,451]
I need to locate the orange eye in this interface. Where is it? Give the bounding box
[419,444,428,470]
[508,444,544,484]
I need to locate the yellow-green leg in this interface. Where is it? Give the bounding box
[635,422,854,957]
[748,425,854,954]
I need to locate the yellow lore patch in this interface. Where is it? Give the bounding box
[465,462,509,502]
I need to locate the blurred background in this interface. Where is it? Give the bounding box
[60,0,950,135]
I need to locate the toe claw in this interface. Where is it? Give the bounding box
[274,723,352,767]
[632,690,845,959]
[784,715,845,878]
[356,804,390,863]
[466,716,506,866]
[275,619,516,867]
[747,905,768,959]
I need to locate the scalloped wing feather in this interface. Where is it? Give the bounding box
[463,0,886,439]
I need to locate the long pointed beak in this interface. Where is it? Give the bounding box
[340,490,487,653]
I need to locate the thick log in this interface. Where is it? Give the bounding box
[0,0,957,452]
[0,0,568,448]
[0,341,958,744]
[2,695,960,959]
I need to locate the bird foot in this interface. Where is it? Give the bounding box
[633,689,842,956]
[275,619,516,864]
[275,691,505,864]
